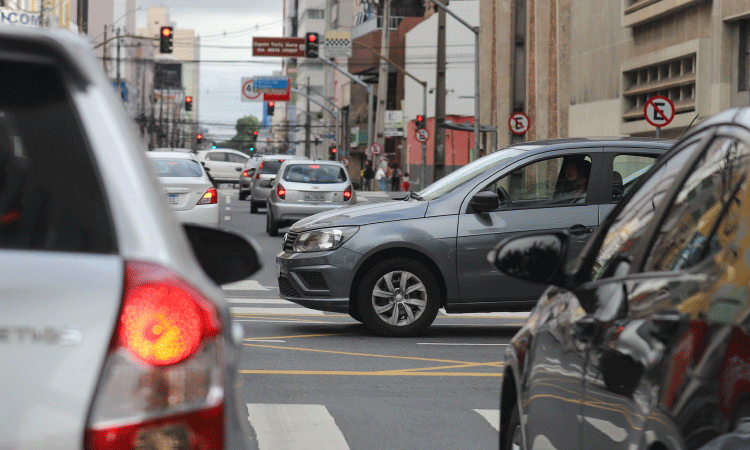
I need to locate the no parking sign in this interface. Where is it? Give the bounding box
[509,112,529,135]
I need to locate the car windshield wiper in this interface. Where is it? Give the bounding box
[404,191,424,201]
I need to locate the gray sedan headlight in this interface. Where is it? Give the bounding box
[294,227,359,252]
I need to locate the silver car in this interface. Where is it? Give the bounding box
[0,27,259,448]
[266,160,356,236]
[250,154,307,213]
[147,151,219,227]
[239,154,263,200]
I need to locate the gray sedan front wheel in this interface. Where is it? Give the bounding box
[357,258,440,337]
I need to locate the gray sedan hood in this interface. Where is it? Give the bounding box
[290,200,429,231]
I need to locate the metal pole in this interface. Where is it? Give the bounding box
[374,0,391,156]
[305,78,311,158]
[77,0,88,34]
[656,127,661,138]
[116,27,121,93]
[422,83,427,190]
[473,28,480,161]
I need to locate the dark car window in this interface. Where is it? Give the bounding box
[151,158,204,177]
[282,164,347,183]
[206,152,228,162]
[260,159,284,174]
[0,61,115,254]
[591,138,700,280]
[228,153,248,164]
[612,154,658,202]
[643,136,750,272]
[485,154,592,209]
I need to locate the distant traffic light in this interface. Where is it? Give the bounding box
[159,26,173,54]
[305,32,319,58]
[249,146,255,152]
[253,130,258,137]
[184,96,193,111]
[266,101,275,116]
[196,133,203,144]
[329,146,337,160]
[416,114,426,129]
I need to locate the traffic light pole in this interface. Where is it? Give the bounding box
[291,88,339,160]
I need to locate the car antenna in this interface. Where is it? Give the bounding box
[678,114,700,139]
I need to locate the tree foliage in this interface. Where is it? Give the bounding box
[217,115,261,151]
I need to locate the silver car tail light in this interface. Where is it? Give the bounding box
[84,261,225,449]
[277,183,286,200]
[343,186,352,201]
[197,187,218,205]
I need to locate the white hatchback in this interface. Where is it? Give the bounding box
[196,148,250,184]
[147,151,220,227]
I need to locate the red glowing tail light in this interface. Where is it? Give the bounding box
[277,183,286,199]
[256,162,263,179]
[343,186,352,201]
[197,187,218,205]
[242,170,250,177]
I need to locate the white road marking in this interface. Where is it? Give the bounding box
[246,404,350,450]
[233,318,347,324]
[230,307,325,315]
[439,309,530,319]
[226,207,231,211]
[226,298,288,304]
[225,194,231,203]
[222,279,271,291]
[224,215,231,221]
[474,409,500,431]
[416,343,509,346]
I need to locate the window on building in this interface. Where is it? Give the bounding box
[305,9,324,20]
[622,54,696,122]
[739,20,750,92]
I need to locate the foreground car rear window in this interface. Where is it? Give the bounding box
[151,159,203,177]
[282,164,347,183]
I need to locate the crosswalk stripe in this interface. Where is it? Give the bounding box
[474,409,500,431]
[230,307,325,315]
[247,404,350,450]
[222,279,271,291]
[439,309,530,319]
[227,298,288,304]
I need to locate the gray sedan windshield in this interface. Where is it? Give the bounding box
[418,149,526,201]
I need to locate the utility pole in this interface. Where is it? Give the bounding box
[373,0,391,164]
[39,0,44,27]
[434,1,447,182]
[116,27,121,93]
[102,26,108,72]
[305,78,311,158]
[77,0,88,34]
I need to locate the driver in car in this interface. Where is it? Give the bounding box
[555,158,590,203]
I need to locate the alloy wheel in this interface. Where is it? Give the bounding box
[371,270,427,326]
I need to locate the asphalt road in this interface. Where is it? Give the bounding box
[215,188,527,450]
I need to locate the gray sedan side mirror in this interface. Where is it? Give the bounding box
[183,224,261,285]
[470,191,499,213]
[488,232,568,286]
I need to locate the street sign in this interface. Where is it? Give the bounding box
[341,157,350,167]
[644,95,675,128]
[252,37,306,57]
[253,77,289,93]
[325,30,352,58]
[370,143,382,155]
[509,112,530,135]
[241,78,262,102]
[321,134,336,139]
[416,129,430,143]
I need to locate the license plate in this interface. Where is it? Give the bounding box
[275,260,282,277]
[304,193,326,202]
[168,194,178,204]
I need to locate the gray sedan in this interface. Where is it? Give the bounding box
[276,138,671,336]
[266,160,356,236]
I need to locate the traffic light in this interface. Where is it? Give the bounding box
[253,130,258,138]
[249,146,255,152]
[416,114,426,129]
[329,146,337,160]
[159,26,173,54]
[266,101,275,116]
[184,96,193,111]
[196,133,203,144]
[305,32,319,58]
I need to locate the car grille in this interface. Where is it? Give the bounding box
[298,272,328,291]
[279,277,301,298]
[283,231,300,252]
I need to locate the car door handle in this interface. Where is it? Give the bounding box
[235,167,242,171]
[568,224,594,236]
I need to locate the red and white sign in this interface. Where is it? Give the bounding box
[644,95,675,128]
[415,129,430,143]
[241,78,262,102]
[509,112,530,135]
[369,143,382,155]
[252,37,305,57]
[341,157,350,167]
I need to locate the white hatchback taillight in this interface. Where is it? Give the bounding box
[198,187,218,205]
[85,261,225,449]
[343,186,352,201]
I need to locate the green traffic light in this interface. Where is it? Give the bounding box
[250,147,254,152]
[212,145,217,149]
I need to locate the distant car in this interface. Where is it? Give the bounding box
[0,27,260,448]
[276,138,670,336]
[494,108,750,450]
[146,151,219,227]
[151,147,195,153]
[250,154,307,213]
[196,148,250,185]
[239,154,263,200]
[266,160,357,236]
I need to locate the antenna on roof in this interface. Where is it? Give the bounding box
[678,114,700,139]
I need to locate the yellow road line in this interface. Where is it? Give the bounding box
[239,369,503,377]
[244,333,352,341]
[399,361,504,372]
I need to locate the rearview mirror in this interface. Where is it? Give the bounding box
[260,179,274,188]
[488,233,568,286]
[183,224,261,285]
[470,191,499,213]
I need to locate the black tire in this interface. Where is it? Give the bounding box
[250,201,258,214]
[348,305,363,323]
[356,258,440,337]
[239,191,247,200]
[267,210,279,236]
[502,403,523,450]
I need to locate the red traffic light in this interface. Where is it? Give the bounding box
[308,34,317,42]
[196,134,203,140]
[416,115,424,122]
[331,148,337,153]
[161,27,172,37]
[268,101,274,107]
[253,130,258,136]
[185,96,192,102]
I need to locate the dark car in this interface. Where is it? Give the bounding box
[494,108,750,450]
[276,138,670,336]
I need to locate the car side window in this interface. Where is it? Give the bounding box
[612,154,658,202]
[0,61,115,253]
[228,153,247,164]
[643,136,750,272]
[591,139,700,280]
[485,154,592,210]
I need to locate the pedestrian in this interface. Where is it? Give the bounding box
[390,164,402,192]
[363,160,374,191]
[375,165,386,192]
[401,172,410,192]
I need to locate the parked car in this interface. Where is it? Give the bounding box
[276,138,670,336]
[0,27,260,448]
[494,108,750,450]
[250,154,307,213]
[266,160,357,236]
[196,148,250,186]
[239,154,263,200]
[146,151,219,227]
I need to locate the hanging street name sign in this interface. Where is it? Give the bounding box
[252,37,305,57]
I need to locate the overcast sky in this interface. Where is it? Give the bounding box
[137,0,285,139]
